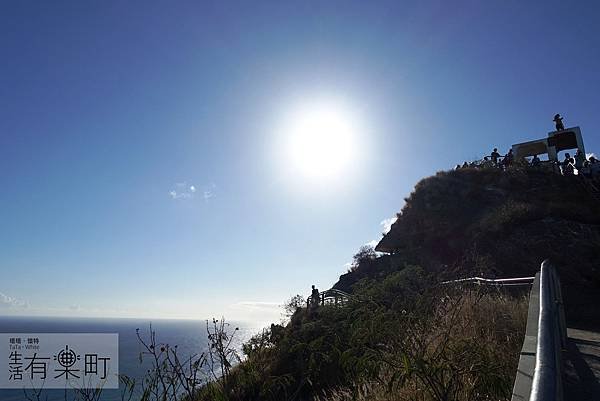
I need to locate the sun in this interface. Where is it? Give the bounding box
[283,101,359,180]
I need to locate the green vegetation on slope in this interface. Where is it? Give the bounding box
[194,166,600,401]
[194,267,527,401]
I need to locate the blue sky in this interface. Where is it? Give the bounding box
[1,0,599,324]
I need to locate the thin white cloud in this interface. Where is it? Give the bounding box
[381,216,397,234]
[231,301,281,311]
[364,239,378,248]
[169,182,195,200]
[169,190,192,200]
[350,224,391,267]
[169,182,216,201]
[347,216,398,267]
[0,292,28,309]
[203,183,216,202]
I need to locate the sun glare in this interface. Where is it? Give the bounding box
[283,101,359,180]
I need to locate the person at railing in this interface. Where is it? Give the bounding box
[311,285,320,308]
[490,148,501,166]
[581,156,600,178]
[580,160,592,178]
[574,149,586,171]
[501,149,513,169]
[530,154,541,167]
[562,153,575,176]
[590,157,600,178]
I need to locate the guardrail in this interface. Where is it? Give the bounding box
[441,262,567,400]
[310,261,566,399]
[512,260,567,401]
[442,276,535,287]
[306,288,351,307]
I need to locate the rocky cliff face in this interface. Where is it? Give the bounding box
[334,167,600,327]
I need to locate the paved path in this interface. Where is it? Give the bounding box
[563,328,600,400]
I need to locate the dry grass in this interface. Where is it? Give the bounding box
[315,290,528,401]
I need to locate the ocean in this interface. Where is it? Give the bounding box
[0,316,258,401]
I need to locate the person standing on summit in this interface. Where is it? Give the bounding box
[311,285,320,308]
[490,148,501,166]
[553,114,565,131]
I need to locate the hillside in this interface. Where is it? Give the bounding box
[194,166,600,401]
[335,167,600,327]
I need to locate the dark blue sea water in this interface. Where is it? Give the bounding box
[0,316,258,401]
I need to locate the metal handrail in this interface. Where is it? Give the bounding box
[529,260,566,401]
[442,276,535,286]
[306,288,352,307]
[511,260,566,401]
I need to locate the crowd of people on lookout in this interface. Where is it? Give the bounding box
[456,114,599,178]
